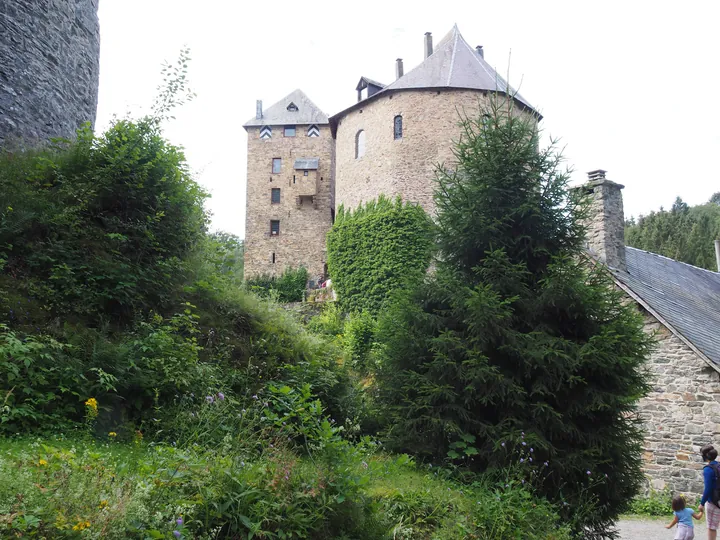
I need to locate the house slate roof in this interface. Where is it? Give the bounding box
[244,89,329,128]
[293,158,319,170]
[356,76,385,91]
[615,246,720,368]
[330,24,539,127]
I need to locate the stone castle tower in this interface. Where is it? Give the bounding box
[244,25,539,280]
[0,0,101,146]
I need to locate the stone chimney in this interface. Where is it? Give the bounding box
[256,100,262,120]
[396,58,404,79]
[424,32,433,58]
[579,169,627,271]
[476,45,484,58]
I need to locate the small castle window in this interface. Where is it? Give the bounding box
[270,220,280,236]
[355,130,365,159]
[394,115,403,140]
[271,188,281,204]
[272,158,281,174]
[271,252,276,263]
[304,170,309,176]
[284,126,296,137]
[287,102,298,112]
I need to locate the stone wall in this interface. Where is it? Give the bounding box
[334,89,533,215]
[244,124,333,280]
[638,310,720,497]
[0,0,100,146]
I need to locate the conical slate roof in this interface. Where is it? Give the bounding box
[244,89,328,128]
[383,25,535,111]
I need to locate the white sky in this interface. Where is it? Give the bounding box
[96,0,720,238]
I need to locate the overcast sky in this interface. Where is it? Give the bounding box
[96,0,720,237]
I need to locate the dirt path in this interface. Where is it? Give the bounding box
[617,517,708,539]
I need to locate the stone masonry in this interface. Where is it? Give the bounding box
[638,312,720,498]
[334,89,530,216]
[579,174,627,270]
[244,124,333,280]
[0,0,100,146]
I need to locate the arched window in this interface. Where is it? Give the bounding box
[394,115,403,139]
[355,129,365,159]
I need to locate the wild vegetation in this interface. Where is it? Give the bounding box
[0,46,654,536]
[625,194,720,270]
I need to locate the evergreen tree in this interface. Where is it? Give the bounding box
[375,99,652,536]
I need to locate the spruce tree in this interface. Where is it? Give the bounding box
[375,98,652,535]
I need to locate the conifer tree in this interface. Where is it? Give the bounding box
[375,98,652,535]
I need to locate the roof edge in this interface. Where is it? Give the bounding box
[329,86,542,137]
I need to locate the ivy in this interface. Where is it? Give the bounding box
[326,196,434,314]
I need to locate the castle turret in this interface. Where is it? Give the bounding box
[243,89,333,281]
[0,0,100,146]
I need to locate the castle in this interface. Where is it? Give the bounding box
[243,25,538,281]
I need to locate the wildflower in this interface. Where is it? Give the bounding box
[85,398,98,412]
[72,521,91,531]
[173,531,181,538]
[99,500,108,509]
[501,442,505,447]
[586,470,591,475]
[522,479,525,484]
[544,461,549,467]
[529,457,533,462]
[530,448,534,453]
[217,392,225,401]
[522,442,526,446]
[38,459,48,466]
[520,458,524,463]
[252,394,258,400]
[362,461,368,469]
[206,395,214,404]
[176,517,183,525]
[108,432,117,438]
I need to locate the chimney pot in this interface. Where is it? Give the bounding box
[587,169,607,181]
[424,32,433,58]
[256,100,263,120]
[476,45,484,58]
[396,58,404,79]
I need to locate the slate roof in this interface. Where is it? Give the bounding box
[244,89,329,128]
[615,246,720,368]
[330,25,538,126]
[293,158,319,170]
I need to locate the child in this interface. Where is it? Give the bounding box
[666,495,704,540]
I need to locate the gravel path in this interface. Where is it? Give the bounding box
[617,517,708,539]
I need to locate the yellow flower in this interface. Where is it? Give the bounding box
[85,398,98,411]
[108,432,117,438]
[72,520,91,531]
[99,500,108,509]
[38,459,48,466]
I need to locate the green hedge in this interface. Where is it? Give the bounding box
[326,196,434,314]
[246,266,308,302]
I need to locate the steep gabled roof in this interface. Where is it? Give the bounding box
[330,25,538,128]
[244,89,328,128]
[614,247,720,369]
[383,25,534,111]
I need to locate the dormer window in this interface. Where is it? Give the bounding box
[284,126,296,137]
[286,102,298,112]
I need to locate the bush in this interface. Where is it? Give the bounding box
[0,119,208,324]
[344,311,377,371]
[247,266,308,302]
[375,98,652,536]
[327,195,434,314]
[627,487,673,516]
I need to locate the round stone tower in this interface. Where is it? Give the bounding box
[0,0,101,146]
[330,25,539,216]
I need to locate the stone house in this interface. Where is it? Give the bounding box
[243,25,538,280]
[582,171,720,497]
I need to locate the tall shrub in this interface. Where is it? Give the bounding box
[375,98,651,536]
[246,266,308,303]
[326,195,434,314]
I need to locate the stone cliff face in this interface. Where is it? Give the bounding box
[0,0,100,146]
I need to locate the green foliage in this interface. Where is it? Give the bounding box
[375,99,652,537]
[327,195,435,314]
[203,231,244,284]
[0,118,208,324]
[628,487,672,516]
[0,436,573,539]
[344,311,377,370]
[626,194,720,270]
[246,266,308,303]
